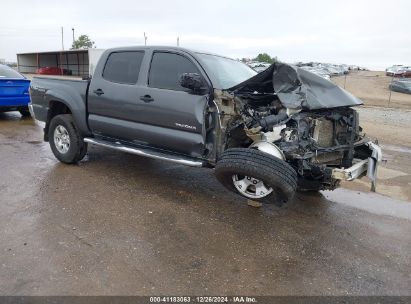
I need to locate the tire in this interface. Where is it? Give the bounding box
[19,107,31,117]
[48,114,88,164]
[215,148,297,204]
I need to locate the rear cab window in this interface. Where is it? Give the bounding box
[103,51,144,84]
[148,52,200,91]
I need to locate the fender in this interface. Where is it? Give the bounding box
[42,80,92,139]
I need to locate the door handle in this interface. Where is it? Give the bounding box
[93,89,104,96]
[140,95,154,102]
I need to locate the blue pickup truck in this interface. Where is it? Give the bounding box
[0,64,31,117]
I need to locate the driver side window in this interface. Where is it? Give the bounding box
[148,52,200,91]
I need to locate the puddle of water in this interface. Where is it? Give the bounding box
[322,188,411,220]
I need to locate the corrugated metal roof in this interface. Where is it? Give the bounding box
[17,49,98,55]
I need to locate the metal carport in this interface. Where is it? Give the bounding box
[17,49,105,77]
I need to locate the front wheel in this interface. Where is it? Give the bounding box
[48,114,87,164]
[215,148,297,204]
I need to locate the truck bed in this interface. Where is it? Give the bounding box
[25,74,83,81]
[29,76,90,135]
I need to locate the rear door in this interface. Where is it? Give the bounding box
[87,51,146,139]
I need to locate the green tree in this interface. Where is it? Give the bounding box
[71,35,96,49]
[254,53,277,64]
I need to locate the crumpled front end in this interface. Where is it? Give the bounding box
[216,62,381,191]
[229,62,363,110]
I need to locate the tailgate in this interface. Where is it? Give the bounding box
[0,79,30,97]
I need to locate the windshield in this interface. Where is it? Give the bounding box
[0,65,24,79]
[196,53,257,89]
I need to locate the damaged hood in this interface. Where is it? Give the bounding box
[228,62,363,110]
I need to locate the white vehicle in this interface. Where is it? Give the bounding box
[386,65,404,76]
[248,62,271,73]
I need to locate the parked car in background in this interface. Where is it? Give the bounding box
[36,67,72,76]
[389,79,411,94]
[299,66,331,81]
[0,64,31,117]
[322,64,345,76]
[386,65,404,76]
[393,67,411,78]
[248,61,271,73]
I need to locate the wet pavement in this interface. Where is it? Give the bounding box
[0,112,410,295]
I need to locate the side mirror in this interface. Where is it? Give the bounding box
[179,73,205,93]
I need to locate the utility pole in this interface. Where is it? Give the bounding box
[61,27,64,50]
[144,32,147,46]
[72,28,75,45]
[177,36,179,47]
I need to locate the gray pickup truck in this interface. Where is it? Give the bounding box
[29,46,381,204]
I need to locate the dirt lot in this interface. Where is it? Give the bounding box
[332,71,411,109]
[0,109,411,296]
[343,107,411,201]
[332,71,411,200]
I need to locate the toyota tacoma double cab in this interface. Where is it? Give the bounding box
[29,46,381,204]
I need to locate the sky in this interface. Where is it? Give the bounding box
[1,0,410,69]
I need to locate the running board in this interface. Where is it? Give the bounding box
[84,137,204,167]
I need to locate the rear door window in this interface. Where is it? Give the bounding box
[103,51,144,84]
[148,52,200,91]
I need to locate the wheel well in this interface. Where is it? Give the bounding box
[44,101,72,141]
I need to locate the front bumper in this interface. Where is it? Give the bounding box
[331,141,382,191]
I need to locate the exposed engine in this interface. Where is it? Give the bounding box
[212,62,380,193]
[226,93,366,191]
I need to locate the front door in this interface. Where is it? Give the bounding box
[134,51,209,158]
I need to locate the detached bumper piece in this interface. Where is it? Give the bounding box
[331,142,382,191]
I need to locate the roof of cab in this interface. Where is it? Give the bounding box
[104,45,234,60]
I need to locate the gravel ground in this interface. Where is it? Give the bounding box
[357,106,411,127]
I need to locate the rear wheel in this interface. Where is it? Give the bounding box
[18,107,31,117]
[48,114,87,164]
[215,148,297,204]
